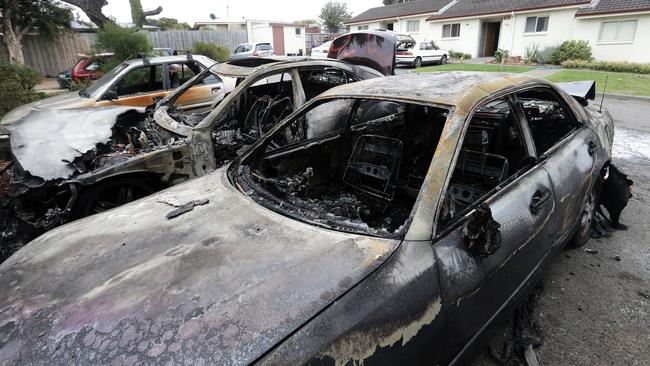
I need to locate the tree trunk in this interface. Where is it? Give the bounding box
[2,1,25,65]
[59,0,114,28]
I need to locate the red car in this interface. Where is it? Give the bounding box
[70,53,114,82]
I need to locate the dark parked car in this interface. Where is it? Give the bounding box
[0,31,396,259]
[0,72,623,365]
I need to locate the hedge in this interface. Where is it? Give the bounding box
[562,60,650,74]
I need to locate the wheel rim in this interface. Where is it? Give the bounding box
[87,184,153,215]
[578,190,597,238]
[442,55,448,64]
[414,58,422,68]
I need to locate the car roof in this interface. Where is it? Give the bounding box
[318,72,546,115]
[122,55,213,66]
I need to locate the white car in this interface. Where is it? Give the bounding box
[395,35,448,68]
[310,41,332,59]
[231,42,275,59]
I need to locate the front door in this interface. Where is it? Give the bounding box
[272,26,285,55]
[483,22,501,57]
[433,96,557,363]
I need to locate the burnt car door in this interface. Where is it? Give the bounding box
[97,63,168,107]
[433,95,557,364]
[513,87,595,242]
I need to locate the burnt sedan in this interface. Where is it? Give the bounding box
[0,72,618,365]
[0,31,394,259]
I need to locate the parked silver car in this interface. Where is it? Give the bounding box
[231,42,274,59]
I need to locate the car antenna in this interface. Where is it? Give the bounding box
[599,76,608,113]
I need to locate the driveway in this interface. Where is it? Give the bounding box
[471,96,650,365]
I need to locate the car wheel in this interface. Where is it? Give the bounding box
[568,185,598,248]
[413,57,422,69]
[70,177,163,219]
[440,55,448,65]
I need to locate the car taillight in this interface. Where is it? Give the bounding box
[396,51,413,56]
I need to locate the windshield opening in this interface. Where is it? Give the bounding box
[233,97,450,237]
[83,63,128,97]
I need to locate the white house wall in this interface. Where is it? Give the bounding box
[283,25,306,55]
[430,19,482,57]
[574,13,650,63]
[505,8,580,58]
[247,21,273,44]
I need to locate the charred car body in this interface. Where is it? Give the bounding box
[0,72,627,365]
[0,31,394,258]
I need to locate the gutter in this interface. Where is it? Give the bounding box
[426,2,590,22]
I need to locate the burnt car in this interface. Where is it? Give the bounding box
[0,72,623,365]
[0,31,395,259]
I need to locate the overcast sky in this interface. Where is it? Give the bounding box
[81,0,382,25]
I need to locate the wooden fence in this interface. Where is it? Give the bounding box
[0,30,247,76]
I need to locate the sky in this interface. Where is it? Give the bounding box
[78,0,383,25]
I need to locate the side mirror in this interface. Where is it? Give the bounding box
[462,203,502,260]
[103,89,118,101]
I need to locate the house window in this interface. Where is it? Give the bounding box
[295,28,302,36]
[599,20,637,42]
[358,25,369,30]
[442,23,460,38]
[406,20,420,33]
[525,16,549,33]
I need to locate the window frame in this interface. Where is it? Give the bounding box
[357,25,369,30]
[524,15,549,34]
[511,86,584,159]
[295,27,302,36]
[406,19,420,33]
[442,23,461,39]
[434,93,538,238]
[598,19,638,43]
[104,63,168,99]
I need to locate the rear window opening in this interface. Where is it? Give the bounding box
[234,98,450,237]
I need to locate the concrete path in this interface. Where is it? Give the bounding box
[34,78,67,96]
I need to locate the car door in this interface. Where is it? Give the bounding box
[513,87,596,243]
[171,61,228,111]
[433,95,557,363]
[96,64,168,107]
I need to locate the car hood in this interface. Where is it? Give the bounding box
[0,169,399,365]
[0,92,92,129]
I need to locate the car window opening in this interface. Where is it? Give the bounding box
[516,89,581,155]
[236,98,449,237]
[440,98,530,228]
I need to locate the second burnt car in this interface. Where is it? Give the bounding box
[0,72,628,365]
[0,31,395,259]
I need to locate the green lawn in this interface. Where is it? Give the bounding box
[413,63,535,73]
[546,70,650,97]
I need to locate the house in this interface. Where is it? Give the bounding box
[346,0,650,62]
[191,19,306,56]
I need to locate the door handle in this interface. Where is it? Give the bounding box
[588,141,597,156]
[530,189,552,215]
[211,86,222,93]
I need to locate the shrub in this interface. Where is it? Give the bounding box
[554,40,592,63]
[562,60,650,74]
[448,50,464,59]
[525,44,559,64]
[191,42,230,63]
[94,24,153,71]
[462,53,472,60]
[0,63,45,118]
[494,48,510,63]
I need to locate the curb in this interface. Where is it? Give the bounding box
[596,93,650,102]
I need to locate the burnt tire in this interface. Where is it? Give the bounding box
[413,57,422,69]
[568,184,599,248]
[70,176,163,220]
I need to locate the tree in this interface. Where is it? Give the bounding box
[293,19,320,26]
[382,0,414,5]
[129,0,162,29]
[0,0,72,65]
[146,17,191,31]
[94,23,152,71]
[59,0,113,28]
[318,1,351,34]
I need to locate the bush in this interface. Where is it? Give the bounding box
[448,50,463,59]
[94,24,153,71]
[0,63,45,118]
[525,44,559,64]
[554,40,592,63]
[494,48,510,63]
[562,59,650,74]
[191,42,230,63]
[462,53,472,60]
